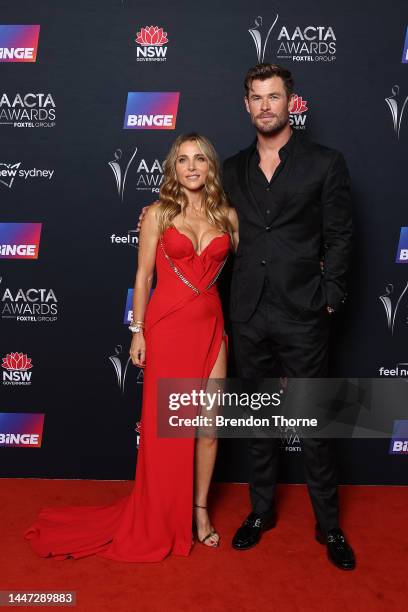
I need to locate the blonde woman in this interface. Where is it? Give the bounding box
[25,133,239,562]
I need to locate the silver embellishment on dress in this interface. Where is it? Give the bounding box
[159,236,228,294]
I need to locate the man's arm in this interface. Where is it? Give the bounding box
[321,152,353,312]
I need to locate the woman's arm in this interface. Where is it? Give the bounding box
[129,202,160,367]
[227,207,239,253]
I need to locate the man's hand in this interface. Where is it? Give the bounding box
[136,206,150,233]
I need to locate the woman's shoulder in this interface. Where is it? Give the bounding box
[145,200,162,219]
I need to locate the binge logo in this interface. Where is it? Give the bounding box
[124,288,134,324]
[395,227,408,263]
[0,412,44,447]
[0,223,42,259]
[123,287,154,323]
[124,92,180,129]
[389,420,408,454]
[0,25,40,62]
[402,26,408,63]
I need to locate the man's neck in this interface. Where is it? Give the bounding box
[256,124,293,156]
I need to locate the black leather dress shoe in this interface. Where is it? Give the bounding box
[316,525,356,570]
[232,511,276,550]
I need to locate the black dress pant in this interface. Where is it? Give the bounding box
[232,279,339,535]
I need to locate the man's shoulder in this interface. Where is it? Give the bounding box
[223,143,253,171]
[296,133,344,162]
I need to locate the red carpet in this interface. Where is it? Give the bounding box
[2,479,407,611]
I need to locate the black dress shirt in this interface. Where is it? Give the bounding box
[248,130,296,222]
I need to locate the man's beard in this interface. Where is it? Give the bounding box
[252,112,289,135]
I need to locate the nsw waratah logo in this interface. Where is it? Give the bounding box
[0,25,40,62]
[124,92,180,129]
[135,25,169,62]
[2,352,33,386]
[0,223,42,259]
[289,94,308,130]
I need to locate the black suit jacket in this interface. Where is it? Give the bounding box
[223,132,353,323]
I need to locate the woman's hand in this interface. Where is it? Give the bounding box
[129,332,146,368]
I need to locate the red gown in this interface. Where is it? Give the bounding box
[24,225,230,562]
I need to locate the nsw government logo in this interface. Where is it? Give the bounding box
[289,94,308,130]
[0,223,42,259]
[123,92,179,130]
[389,420,408,454]
[0,25,40,62]
[135,25,169,62]
[2,352,33,386]
[396,227,408,263]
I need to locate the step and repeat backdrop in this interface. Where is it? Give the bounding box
[1,0,408,484]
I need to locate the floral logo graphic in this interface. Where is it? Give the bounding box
[136,26,168,46]
[289,95,308,114]
[2,352,33,370]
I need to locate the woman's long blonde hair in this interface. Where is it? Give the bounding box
[157,133,232,238]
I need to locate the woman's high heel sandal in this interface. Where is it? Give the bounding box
[193,504,220,547]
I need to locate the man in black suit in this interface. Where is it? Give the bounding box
[223,63,355,570]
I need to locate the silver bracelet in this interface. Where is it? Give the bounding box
[128,323,144,333]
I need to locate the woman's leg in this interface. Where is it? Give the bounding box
[193,337,227,546]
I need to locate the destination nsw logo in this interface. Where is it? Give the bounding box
[0,25,40,62]
[123,92,179,129]
[0,222,42,259]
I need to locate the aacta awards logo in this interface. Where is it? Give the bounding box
[2,352,33,386]
[385,85,407,139]
[135,25,169,62]
[248,14,336,63]
[289,94,308,130]
[1,277,58,323]
[123,92,180,129]
[379,282,408,335]
[109,345,144,396]
[0,92,56,128]
[0,223,42,259]
[0,25,40,62]
[108,146,164,202]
